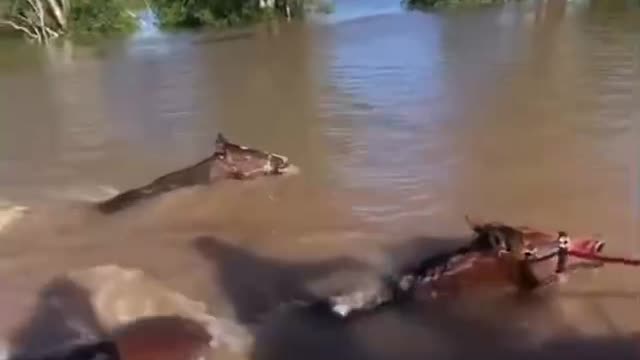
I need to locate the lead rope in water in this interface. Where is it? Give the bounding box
[567,250,640,266]
[555,231,640,267]
[561,231,640,266]
[556,231,640,273]
[525,232,640,270]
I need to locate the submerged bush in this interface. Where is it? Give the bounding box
[150,0,333,29]
[2,0,332,42]
[69,0,138,36]
[0,0,137,42]
[151,0,259,28]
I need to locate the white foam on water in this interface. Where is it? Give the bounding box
[0,264,252,357]
[0,199,29,234]
[65,265,254,353]
[44,185,120,202]
[0,185,117,235]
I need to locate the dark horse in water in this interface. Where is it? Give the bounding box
[321,217,609,318]
[96,133,299,213]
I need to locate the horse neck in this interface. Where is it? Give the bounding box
[207,157,238,181]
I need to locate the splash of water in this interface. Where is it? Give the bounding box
[43,185,120,203]
[0,200,28,234]
[65,265,254,353]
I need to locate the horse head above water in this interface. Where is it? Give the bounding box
[96,133,299,213]
[464,217,605,263]
[212,133,298,179]
[452,218,607,292]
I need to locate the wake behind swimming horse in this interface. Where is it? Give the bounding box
[96,133,298,213]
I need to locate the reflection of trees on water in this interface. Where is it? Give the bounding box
[588,0,640,12]
[533,0,566,25]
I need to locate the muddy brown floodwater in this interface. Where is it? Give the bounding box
[1,0,640,359]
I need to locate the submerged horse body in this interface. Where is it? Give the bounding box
[323,218,607,318]
[96,133,298,213]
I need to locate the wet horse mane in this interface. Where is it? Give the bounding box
[404,221,531,281]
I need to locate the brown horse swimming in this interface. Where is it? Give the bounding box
[96,133,298,213]
[405,221,606,300]
[323,218,608,318]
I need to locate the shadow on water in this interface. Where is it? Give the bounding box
[193,235,375,325]
[378,234,471,273]
[194,234,640,360]
[9,279,107,355]
[7,277,213,360]
[249,282,640,360]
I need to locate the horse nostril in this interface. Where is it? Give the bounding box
[275,161,290,174]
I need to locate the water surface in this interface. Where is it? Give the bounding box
[1,0,640,358]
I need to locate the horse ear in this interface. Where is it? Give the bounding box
[215,133,228,153]
[464,215,484,233]
[216,132,229,145]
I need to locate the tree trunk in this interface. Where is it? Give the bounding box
[44,0,67,31]
[0,0,64,42]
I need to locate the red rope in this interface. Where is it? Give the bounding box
[568,250,640,266]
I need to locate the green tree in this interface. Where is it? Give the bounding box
[150,0,258,28]
[150,0,331,29]
[0,0,136,42]
[68,0,137,36]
